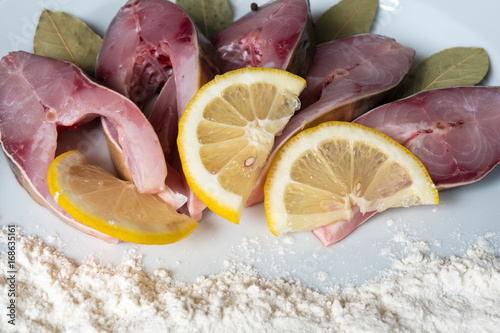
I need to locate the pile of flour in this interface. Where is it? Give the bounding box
[1,227,499,332]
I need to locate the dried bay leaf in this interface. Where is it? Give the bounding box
[176,0,233,39]
[315,0,378,43]
[34,10,102,76]
[396,47,490,99]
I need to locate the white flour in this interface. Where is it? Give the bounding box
[1,227,500,332]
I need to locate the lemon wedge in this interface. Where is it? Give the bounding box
[178,67,306,223]
[48,150,197,244]
[265,121,439,235]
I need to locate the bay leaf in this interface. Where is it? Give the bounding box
[176,0,233,39]
[33,10,102,76]
[396,47,489,99]
[314,0,378,44]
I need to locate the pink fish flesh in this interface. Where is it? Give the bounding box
[0,51,167,242]
[314,86,500,247]
[211,0,315,77]
[96,0,218,114]
[246,34,415,206]
[148,75,177,161]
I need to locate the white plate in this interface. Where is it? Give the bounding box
[1,0,499,291]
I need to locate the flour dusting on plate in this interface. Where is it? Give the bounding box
[1,226,499,332]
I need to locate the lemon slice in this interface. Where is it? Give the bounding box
[178,67,306,223]
[265,121,439,235]
[48,150,197,244]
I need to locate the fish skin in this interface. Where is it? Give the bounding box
[96,0,215,220]
[314,86,500,247]
[212,0,315,78]
[0,51,168,242]
[247,34,415,206]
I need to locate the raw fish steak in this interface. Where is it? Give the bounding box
[211,0,315,78]
[96,0,218,220]
[355,86,500,189]
[315,86,500,247]
[0,52,167,242]
[246,34,415,206]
